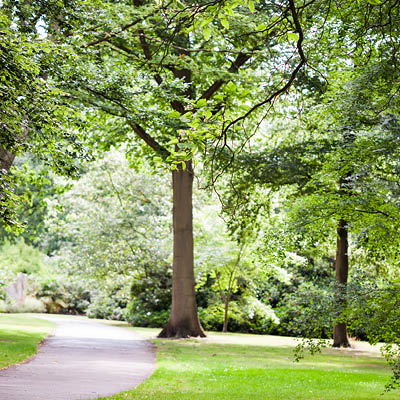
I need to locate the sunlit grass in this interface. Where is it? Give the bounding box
[97,327,399,400]
[0,313,54,368]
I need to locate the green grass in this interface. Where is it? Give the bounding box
[0,313,55,369]
[98,327,399,400]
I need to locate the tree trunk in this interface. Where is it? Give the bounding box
[0,147,16,174]
[222,296,230,333]
[333,218,351,348]
[158,161,206,338]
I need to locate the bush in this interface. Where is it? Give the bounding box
[36,279,90,314]
[87,293,128,321]
[125,303,170,328]
[125,264,172,327]
[0,239,48,276]
[198,299,279,334]
[0,266,15,301]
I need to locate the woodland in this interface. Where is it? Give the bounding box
[1,0,400,392]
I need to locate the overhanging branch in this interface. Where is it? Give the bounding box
[127,120,170,158]
[222,0,307,134]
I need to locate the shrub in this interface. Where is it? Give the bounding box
[125,264,172,327]
[125,303,170,328]
[36,279,90,314]
[87,293,128,321]
[198,299,279,334]
[0,239,48,276]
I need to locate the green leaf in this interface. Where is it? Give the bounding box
[225,81,237,93]
[203,26,211,41]
[248,0,255,13]
[196,99,207,108]
[182,111,192,119]
[166,138,179,145]
[220,17,229,30]
[168,111,181,119]
[199,16,213,28]
[224,6,235,17]
[367,0,381,4]
[287,32,299,42]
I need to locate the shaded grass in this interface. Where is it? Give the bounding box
[98,327,399,400]
[0,313,54,369]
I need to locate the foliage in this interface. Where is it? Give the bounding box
[0,238,49,276]
[0,156,65,246]
[36,279,91,315]
[126,263,172,327]
[87,295,128,321]
[0,8,88,227]
[0,265,14,301]
[86,275,131,321]
[0,239,52,314]
[42,149,174,323]
[198,299,278,334]
[43,149,172,276]
[50,0,311,167]
[290,269,400,390]
[254,243,335,337]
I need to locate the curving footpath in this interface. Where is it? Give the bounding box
[0,315,156,400]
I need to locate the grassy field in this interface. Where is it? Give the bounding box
[0,313,54,369]
[98,327,399,400]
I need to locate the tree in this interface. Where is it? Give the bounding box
[216,56,400,348]
[44,149,172,278]
[50,0,314,337]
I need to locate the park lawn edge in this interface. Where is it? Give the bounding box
[0,313,56,370]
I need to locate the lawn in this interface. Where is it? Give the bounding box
[98,327,399,400]
[0,316,398,399]
[0,313,55,369]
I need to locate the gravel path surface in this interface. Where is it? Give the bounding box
[0,315,156,400]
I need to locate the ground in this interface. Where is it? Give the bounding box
[0,315,399,400]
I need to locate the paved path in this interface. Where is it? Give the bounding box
[0,315,156,400]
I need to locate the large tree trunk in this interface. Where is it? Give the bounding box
[333,218,351,348]
[158,161,205,338]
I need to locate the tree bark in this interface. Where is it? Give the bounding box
[158,161,206,338]
[222,296,230,333]
[333,218,351,348]
[0,147,16,174]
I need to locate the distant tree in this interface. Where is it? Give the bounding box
[44,150,172,280]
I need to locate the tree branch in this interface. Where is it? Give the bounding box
[222,0,307,133]
[199,52,252,101]
[127,120,170,158]
[84,6,161,48]
[70,90,170,158]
